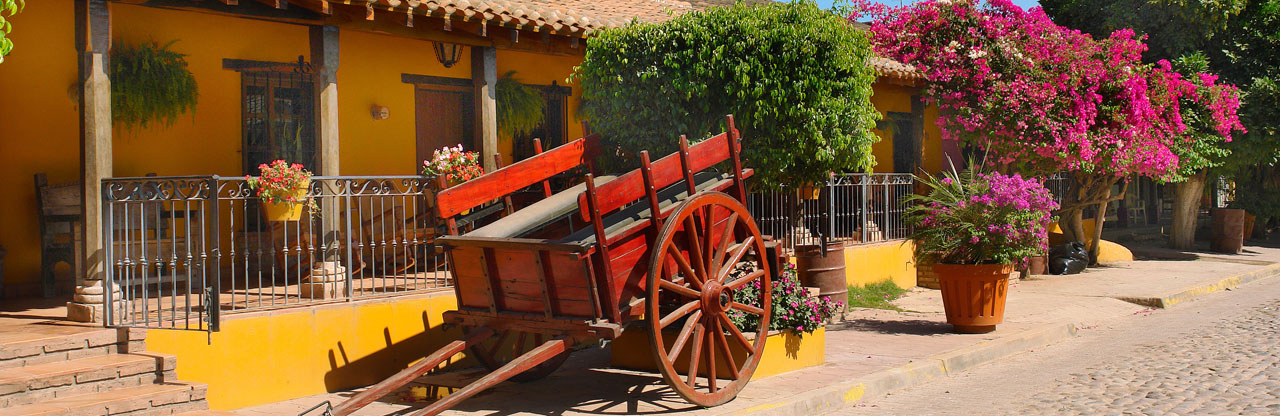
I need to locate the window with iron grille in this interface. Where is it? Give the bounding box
[241,70,317,174]
[513,83,571,162]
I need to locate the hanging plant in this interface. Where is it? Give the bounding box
[0,0,23,63]
[496,70,545,138]
[110,40,198,130]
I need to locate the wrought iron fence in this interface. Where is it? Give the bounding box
[746,173,915,253]
[102,175,452,332]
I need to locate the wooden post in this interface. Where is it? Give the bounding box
[69,0,113,323]
[311,25,339,176]
[310,25,342,265]
[472,46,498,172]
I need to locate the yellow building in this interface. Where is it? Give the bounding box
[0,0,940,410]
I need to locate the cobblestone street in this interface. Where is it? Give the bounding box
[827,278,1280,416]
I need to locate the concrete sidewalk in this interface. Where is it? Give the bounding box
[237,245,1280,416]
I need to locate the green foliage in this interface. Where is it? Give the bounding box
[1041,0,1248,61]
[571,0,881,188]
[846,280,907,311]
[110,40,198,131]
[0,0,23,63]
[495,71,546,138]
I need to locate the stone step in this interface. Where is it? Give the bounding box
[0,381,207,415]
[0,352,177,407]
[0,327,146,370]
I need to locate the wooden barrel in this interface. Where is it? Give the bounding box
[1211,209,1246,254]
[795,242,848,309]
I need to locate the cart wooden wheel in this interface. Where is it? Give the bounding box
[646,191,772,407]
[465,328,571,382]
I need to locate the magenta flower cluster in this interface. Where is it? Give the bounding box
[729,263,840,336]
[850,0,1245,180]
[908,169,1059,265]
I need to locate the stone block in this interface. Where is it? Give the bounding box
[75,366,120,383]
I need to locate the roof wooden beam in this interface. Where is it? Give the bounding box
[290,0,331,15]
[217,0,239,5]
[254,0,287,10]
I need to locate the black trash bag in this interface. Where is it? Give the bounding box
[1048,241,1089,275]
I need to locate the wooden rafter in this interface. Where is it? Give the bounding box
[253,0,287,9]
[290,0,331,15]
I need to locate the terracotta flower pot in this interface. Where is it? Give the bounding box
[934,263,1013,334]
[262,180,310,222]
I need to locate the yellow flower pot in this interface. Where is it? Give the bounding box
[262,180,310,222]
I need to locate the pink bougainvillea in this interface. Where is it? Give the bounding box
[850,0,1244,181]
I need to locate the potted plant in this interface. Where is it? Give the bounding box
[246,160,315,222]
[905,168,1058,333]
[422,144,485,188]
[729,263,842,337]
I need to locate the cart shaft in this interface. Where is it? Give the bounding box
[410,336,572,416]
[331,327,495,416]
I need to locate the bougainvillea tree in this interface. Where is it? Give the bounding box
[853,0,1243,260]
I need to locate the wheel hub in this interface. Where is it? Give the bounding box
[702,280,731,314]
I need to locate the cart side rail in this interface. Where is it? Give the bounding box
[435,133,602,222]
[577,115,748,223]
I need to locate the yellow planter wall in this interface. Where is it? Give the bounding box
[146,291,462,410]
[609,327,825,381]
[841,240,917,289]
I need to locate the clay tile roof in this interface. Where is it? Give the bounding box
[869,56,924,81]
[410,0,771,35]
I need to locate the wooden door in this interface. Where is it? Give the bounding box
[415,85,475,168]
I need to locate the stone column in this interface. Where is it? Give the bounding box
[69,0,117,322]
[472,46,498,172]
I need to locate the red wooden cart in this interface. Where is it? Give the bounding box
[331,116,774,415]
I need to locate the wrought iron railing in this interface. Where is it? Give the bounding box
[102,175,455,332]
[746,173,916,253]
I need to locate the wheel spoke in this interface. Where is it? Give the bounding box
[715,236,755,283]
[667,245,703,290]
[707,318,718,392]
[702,206,714,275]
[660,300,701,329]
[712,318,740,381]
[711,213,739,279]
[718,313,755,355]
[513,331,528,359]
[686,324,705,387]
[726,269,765,290]
[669,310,703,360]
[730,301,765,316]
[659,279,701,300]
[684,216,708,282]
[485,330,510,359]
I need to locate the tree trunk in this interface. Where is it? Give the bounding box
[1089,195,1110,264]
[1169,171,1207,250]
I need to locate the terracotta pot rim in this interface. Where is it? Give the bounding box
[933,263,1015,272]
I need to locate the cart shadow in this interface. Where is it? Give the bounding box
[827,318,952,336]
[444,367,699,415]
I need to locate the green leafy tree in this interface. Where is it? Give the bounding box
[571,0,881,189]
[1040,0,1248,61]
[0,0,23,63]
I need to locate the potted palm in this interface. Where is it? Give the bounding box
[246,160,314,222]
[905,168,1058,333]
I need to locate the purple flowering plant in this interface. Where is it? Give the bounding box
[728,263,840,336]
[906,167,1058,265]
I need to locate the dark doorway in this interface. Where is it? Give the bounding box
[414,84,476,169]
